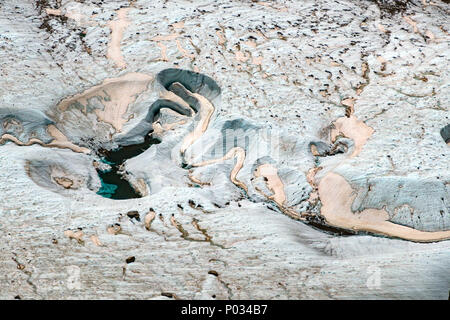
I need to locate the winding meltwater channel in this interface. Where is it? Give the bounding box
[93,68,221,200]
[0,69,217,201]
[1,66,449,242]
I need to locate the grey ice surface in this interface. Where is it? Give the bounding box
[0,0,449,299]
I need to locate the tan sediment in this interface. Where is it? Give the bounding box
[310,144,320,156]
[377,56,387,63]
[151,33,178,42]
[377,56,387,71]
[45,8,62,15]
[341,98,354,109]
[329,61,341,67]
[216,30,226,46]
[187,170,211,186]
[361,61,369,76]
[157,42,169,61]
[107,224,122,235]
[306,167,321,187]
[160,90,192,111]
[47,125,91,153]
[192,147,247,193]
[425,30,435,41]
[235,51,249,63]
[341,97,355,116]
[179,91,215,154]
[144,209,156,230]
[53,177,73,189]
[0,134,45,148]
[403,16,419,34]
[57,72,152,132]
[157,90,192,132]
[318,172,450,242]
[92,160,103,171]
[355,61,369,95]
[132,178,148,197]
[153,117,187,136]
[314,111,450,242]
[331,115,374,157]
[243,40,257,48]
[171,21,185,29]
[306,166,322,204]
[170,215,178,228]
[252,56,263,65]
[421,0,440,6]
[3,118,21,130]
[0,125,90,154]
[377,24,388,33]
[107,8,130,69]
[90,235,102,246]
[164,120,187,131]
[170,215,189,238]
[64,229,84,244]
[256,2,288,12]
[252,164,307,221]
[176,39,195,60]
[150,31,182,62]
[254,164,286,207]
[152,123,164,135]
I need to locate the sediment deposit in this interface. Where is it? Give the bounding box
[0,0,448,299]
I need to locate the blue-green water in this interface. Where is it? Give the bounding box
[96,179,118,198]
[95,136,160,200]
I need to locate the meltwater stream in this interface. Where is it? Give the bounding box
[96,136,161,200]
